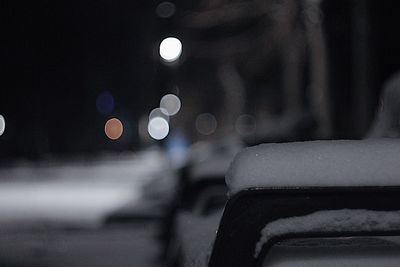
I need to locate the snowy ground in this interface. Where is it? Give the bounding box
[0,224,162,267]
[0,149,172,267]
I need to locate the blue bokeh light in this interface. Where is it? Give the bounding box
[96,92,115,115]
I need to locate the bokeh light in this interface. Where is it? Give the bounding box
[148,117,169,140]
[149,107,170,122]
[235,114,256,136]
[96,92,115,115]
[159,37,182,63]
[195,113,217,135]
[104,118,123,140]
[166,130,189,168]
[0,115,5,137]
[156,2,176,18]
[160,94,181,116]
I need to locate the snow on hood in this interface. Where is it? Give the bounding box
[254,209,400,257]
[226,139,400,195]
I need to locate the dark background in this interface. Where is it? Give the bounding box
[1,1,159,158]
[2,0,400,160]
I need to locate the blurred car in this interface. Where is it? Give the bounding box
[160,136,243,266]
[104,147,178,223]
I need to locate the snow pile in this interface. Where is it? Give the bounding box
[226,139,400,195]
[254,209,400,257]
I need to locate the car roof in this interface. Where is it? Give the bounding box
[227,139,400,195]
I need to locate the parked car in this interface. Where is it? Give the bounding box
[161,137,243,266]
[190,139,400,266]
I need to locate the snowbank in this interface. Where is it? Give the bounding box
[254,209,400,257]
[226,139,400,195]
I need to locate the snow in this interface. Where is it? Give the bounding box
[0,182,139,227]
[226,139,400,195]
[0,224,162,267]
[262,236,400,267]
[176,210,223,267]
[255,209,400,257]
[0,149,170,227]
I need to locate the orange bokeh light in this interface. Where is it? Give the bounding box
[104,118,123,140]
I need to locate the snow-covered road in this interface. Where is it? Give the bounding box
[0,150,169,227]
[0,149,172,267]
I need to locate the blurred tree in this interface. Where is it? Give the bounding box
[177,0,329,143]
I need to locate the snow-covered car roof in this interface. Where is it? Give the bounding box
[226,139,400,195]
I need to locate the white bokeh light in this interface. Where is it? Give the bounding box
[235,114,256,136]
[0,115,5,136]
[160,94,181,116]
[159,37,182,62]
[195,113,217,135]
[148,117,170,140]
[149,107,169,122]
[156,2,176,18]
